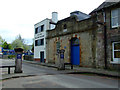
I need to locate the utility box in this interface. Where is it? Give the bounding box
[14,48,23,73]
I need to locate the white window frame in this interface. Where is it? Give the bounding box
[111,8,120,28]
[111,42,120,64]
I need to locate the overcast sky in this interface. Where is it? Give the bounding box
[0,0,105,45]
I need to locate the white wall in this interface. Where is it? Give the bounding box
[34,19,50,59]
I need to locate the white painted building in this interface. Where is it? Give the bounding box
[34,12,58,63]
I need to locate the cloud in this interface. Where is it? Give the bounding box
[0,0,105,45]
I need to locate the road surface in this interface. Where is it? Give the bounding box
[1,59,119,88]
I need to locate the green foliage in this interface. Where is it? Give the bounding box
[8,55,15,59]
[2,41,12,49]
[0,35,4,46]
[11,34,30,52]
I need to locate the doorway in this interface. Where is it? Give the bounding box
[71,38,80,65]
[40,51,44,63]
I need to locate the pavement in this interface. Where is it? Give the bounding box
[22,60,120,78]
[1,59,120,81]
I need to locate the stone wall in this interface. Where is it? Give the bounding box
[94,5,120,70]
[46,16,98,68]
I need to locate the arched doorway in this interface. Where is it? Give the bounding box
[71,38,80,65]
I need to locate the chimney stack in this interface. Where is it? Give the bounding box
[51,12,58,29]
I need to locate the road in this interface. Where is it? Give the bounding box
[1,59,119,88]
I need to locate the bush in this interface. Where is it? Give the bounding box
[8,55,15,59]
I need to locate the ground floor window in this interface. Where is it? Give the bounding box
[112,42,120,64]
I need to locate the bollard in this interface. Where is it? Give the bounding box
[14,48,23,73]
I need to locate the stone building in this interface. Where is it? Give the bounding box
[90,1,120,69]
[46,2,120,70]
[46,11,97,67]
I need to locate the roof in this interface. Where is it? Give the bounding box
[58,11,90,24]
[90,1,120,14]
[70,11,90,21]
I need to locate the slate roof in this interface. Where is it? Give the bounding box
[70,11,90,21]
[90,1,120,14]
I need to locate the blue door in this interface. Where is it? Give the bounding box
[71,38,80,65]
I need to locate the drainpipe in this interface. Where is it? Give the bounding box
[96,9,107,69]
[103,10,107,69]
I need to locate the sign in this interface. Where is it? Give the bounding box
[17,54,22,59]
[60,49,65,54]
[60,54,64,59]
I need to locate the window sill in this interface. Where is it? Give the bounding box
[110,61,120,64]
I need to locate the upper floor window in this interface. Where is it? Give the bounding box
[35,27,38,34]
[111,8,120,28]
[41,25,44,32]
[35,25,44,34]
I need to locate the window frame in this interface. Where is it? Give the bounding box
[41,25,44,32]
[111,42,120,64]
[35,27,38,34]
[111,8,120,28]
[40,38,44,46]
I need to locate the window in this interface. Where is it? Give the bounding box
[35,39,44,46]
[64,24,67,29]
[41,25,44,32]
[35,27,38,34]
[35,25,44,34]
[112,42,120,63]
[71,38,79,45]
[111,8,120,28]
[40,39,44,45]
[35,40,38,46]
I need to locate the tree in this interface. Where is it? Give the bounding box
[11,39,24,49]
[11,34,30,52]
[0,35,4,46]
[2,41,12,49]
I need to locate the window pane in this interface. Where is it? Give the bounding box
[112,17,118,27]
[112,9,118,17]
[114,43,120,50]
[38,39,40,46]
[35,28,38,34]
[35,40,38,46]
[40,39,44,45]
[38,27,41,33]
[111,9,118,27]
[71,38,79,45]
[114,51,120,58]
[41,25,44,32]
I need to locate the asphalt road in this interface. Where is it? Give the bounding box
[1,59,119,88]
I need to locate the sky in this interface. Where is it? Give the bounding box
[0,0,106,45]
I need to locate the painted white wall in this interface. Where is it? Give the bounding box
[34,19,51,59]
[34,12,58,60]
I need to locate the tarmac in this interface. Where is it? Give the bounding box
[1,59,120,81]
[22,60,120,78]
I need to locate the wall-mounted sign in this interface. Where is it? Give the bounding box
[35,35,44,39]
[60,54,64,59]
[17,54,22,59]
